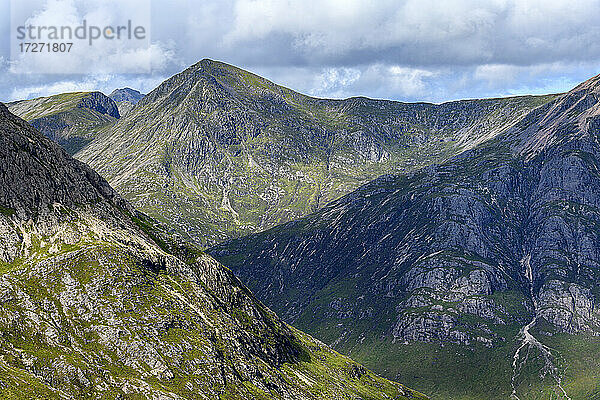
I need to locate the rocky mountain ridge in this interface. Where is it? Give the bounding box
[8,91,119,154]
[109,87,145,116]
[74,59,556,247]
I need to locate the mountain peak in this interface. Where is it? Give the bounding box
[570,72,600,93]
[192,58,230,71]
[76,59,556,248]
[184,58,281,91]
[108,87,144,104]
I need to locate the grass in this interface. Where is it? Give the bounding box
[330,329,600,400]
[0,205,15,216]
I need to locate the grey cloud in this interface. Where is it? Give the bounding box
[1,0,600,103]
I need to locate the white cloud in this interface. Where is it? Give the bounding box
[10,79,104,100]
[386,66,436,96]
[474,64,522,85]
[2,0,600,103]
[223,0,600,66]
[309,67,361,98]
[9,0,177,75]
[252,64,438,101]
[8,74,166,101]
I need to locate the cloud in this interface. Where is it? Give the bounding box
[385,66,437,96]
[7,73,167,101]
[309,67,361,98]
[223,0,600,67]
[474,64,522,86]
[2,0,600,103]
[250,64,439,101]
[472,61,600,94]
[8,0,177,75]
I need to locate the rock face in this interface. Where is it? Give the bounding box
[8,91,119,154]
[0,102,121,221]
[109,88,144,116]
[211,74,600,399]
[0,103,426,399]
[109,87,144,104]
[75,59,555,247]
[77,92,120,118]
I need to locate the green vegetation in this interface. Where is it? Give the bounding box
[0,205,15,216]
[327,331,600,400]
[9,91,90,120]
[0,203,424,399]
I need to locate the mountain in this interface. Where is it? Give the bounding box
[0,102,426,399]
[74,59,556,248]
[210,74,600,399]
[109,87,145,116]
[109,87,144,103]
[8,91,119,154]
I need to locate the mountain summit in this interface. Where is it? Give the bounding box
[109,87,145,116]
[75,59,555,247]
[109,87,144,103]
[0,102,425,399]
[211,73,600,399]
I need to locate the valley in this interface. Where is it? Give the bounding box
[209,71,600,399]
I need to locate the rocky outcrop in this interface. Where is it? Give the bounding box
[109,88,144,116]
[0,103,123,218]
[76,91,120,118]
[109,87,144,104]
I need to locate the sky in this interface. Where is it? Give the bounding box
[1,0,600,103]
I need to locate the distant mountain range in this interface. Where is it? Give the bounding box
[8,91,119,154]
[109,87,145,116]
[71,59,554,247]
[0,101,424,399]
[7,88,146,156]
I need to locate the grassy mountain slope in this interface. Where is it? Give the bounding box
[210,74,600,399]
[8,91,119,154]
[75,59,556,247]
[0,102,426,399]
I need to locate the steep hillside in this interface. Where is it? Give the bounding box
[75,59,556,247]
[211,74,600,399]
[109,87,144,116]
[0,102,426,399]
[8,91,119,154]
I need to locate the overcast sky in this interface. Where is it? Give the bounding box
[2,0,600,103]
